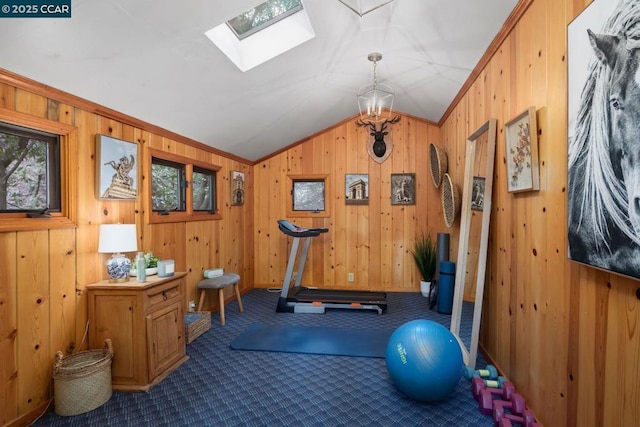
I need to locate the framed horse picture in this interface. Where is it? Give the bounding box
[568,0,640,280]
[470,177,485,211]
[391,173,415,205]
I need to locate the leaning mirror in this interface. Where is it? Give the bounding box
[449,118,497,368]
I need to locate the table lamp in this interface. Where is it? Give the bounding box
[98,223,138,282]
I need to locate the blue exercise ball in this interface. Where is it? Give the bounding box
[385,319,463,402]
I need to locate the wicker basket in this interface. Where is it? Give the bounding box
[53,339,113,417]
[442,173,461,228]
[429,143,448,188]
[185,311,211,344]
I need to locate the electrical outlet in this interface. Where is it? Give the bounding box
[188,300,196,312]
[348,272,354,282]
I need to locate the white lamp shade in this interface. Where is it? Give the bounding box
[98,224,138,254]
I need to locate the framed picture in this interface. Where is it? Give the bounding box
[96,135,138,200]
[345,174,368,205]
[470,176,485,211]
[230,170,245,206]
[567,0,640,280]
[505,107,539,193]
[391,173,415,205]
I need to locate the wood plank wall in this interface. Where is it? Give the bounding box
[439,0,640,426]
[252,115,446,292]
[0,78,253,426]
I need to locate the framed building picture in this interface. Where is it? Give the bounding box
[391,173,415,205]
[345,174,368,205]
[567,0,640,280]
[505,107,539,193]
[231,170,245,206]
[96,135,138,200]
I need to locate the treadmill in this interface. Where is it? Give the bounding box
[275,219,387,314]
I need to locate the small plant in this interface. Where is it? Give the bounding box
[130,252,159,271]
[412,232,436,282]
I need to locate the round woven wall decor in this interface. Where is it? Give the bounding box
[442,173,460,228]
[429,143,448,188]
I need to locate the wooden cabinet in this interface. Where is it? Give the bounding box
[86,273,189,392]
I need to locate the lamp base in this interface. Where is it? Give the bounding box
[106,253,132,283]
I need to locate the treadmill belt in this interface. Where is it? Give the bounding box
[294,288,387,305]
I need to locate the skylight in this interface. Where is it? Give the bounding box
[227,0,303,40]
[206,0,314,72]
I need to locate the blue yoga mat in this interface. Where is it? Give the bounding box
[230,323,392,358]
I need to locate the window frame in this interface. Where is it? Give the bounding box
[0,108,77,232]
[147,148,221,224]
[286,174,330,218]
[226,0,303,40]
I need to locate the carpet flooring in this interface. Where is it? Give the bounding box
[35,289,493,426]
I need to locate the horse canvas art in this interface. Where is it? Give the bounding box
[568,0,640,278]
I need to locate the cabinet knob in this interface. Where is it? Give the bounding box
[162,291,168,300]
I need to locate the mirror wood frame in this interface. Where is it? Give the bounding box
[449,118,497,368]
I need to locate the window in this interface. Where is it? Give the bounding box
[292,180,325,212]
[0,108,77,232]
[204,0,314,72]
[227,0,303,40]
[151,157,186,212]
[192,167,216,212]
[286,174,330,218]
[0,122,60,213]
[148,149,220,223]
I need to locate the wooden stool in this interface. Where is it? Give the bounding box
[197,273,243,326]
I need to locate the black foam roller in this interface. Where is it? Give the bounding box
[435,233,450,278]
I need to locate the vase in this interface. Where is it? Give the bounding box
[420,280,431,297]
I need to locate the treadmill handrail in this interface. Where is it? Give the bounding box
[277,219,328,237]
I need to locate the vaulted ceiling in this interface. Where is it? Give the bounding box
[0,0,519,161]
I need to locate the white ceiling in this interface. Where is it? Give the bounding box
[0,0,518,162]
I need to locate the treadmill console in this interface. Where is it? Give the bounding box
[277,219,328,237]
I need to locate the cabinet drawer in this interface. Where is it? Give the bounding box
[145,279,183,312]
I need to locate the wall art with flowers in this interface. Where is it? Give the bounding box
[505,107,540,193]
